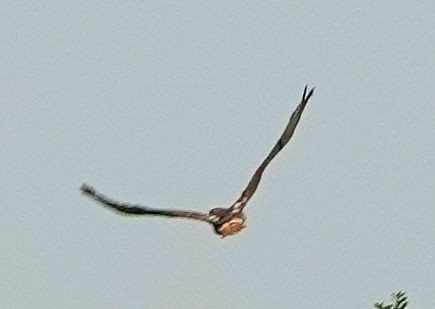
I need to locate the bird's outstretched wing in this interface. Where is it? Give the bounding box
[231,86,315,211]
[80,183,211,222]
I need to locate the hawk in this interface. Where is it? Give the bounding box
[81,86,314,238]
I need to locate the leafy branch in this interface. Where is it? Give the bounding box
[374,291,408,309]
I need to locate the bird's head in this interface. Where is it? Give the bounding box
[209,207,246,238]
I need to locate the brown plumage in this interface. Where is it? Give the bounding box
[81,86,315,238]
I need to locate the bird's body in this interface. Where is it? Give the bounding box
[81,86,315,238]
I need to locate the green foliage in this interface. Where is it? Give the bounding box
[374,291,408,309]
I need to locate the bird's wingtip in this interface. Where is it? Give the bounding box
[80,183,95,195]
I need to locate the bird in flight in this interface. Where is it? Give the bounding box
[81,86,315,238]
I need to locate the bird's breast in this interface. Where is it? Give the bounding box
[218,217,245,238]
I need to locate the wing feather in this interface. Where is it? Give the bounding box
[81,184,211,222]
[232,86,315,210]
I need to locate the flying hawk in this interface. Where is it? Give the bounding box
[81,86,314,238]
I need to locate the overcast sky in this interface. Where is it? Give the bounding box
[1,2,434,308]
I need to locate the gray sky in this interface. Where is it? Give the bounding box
[1,2,434,308]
